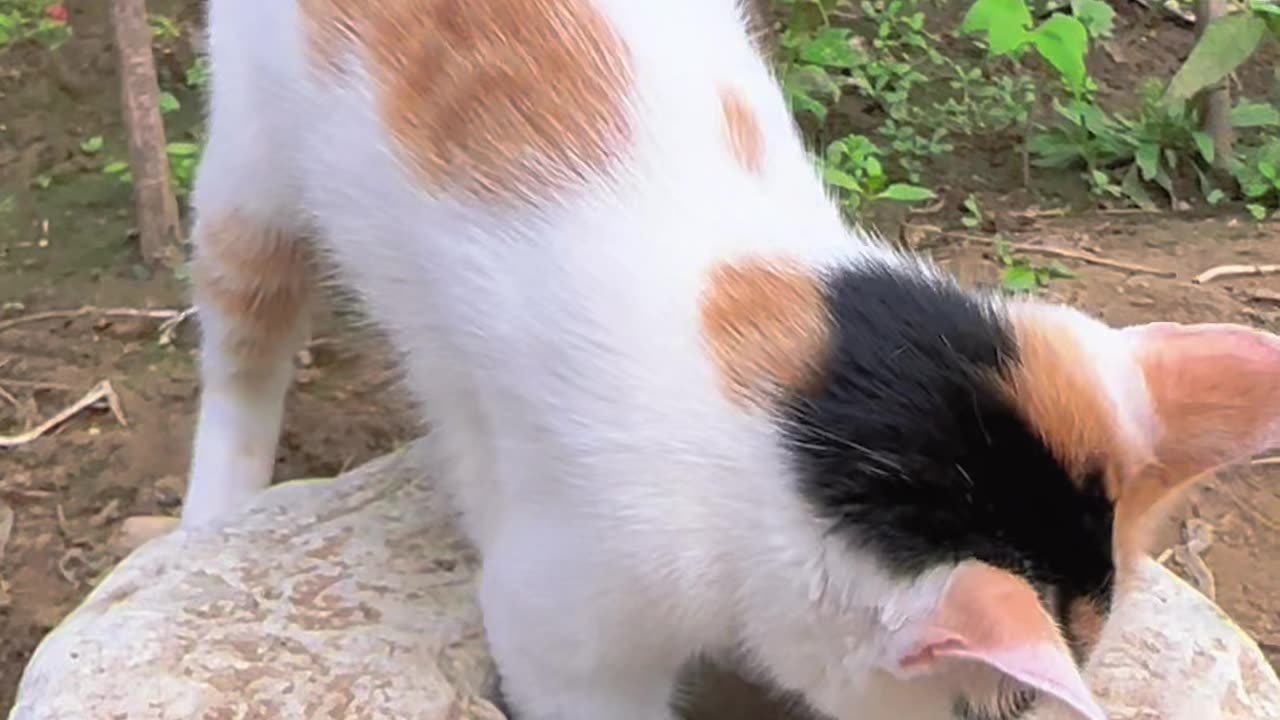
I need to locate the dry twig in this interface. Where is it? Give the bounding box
[0,384,27,429]
[947,232,1177,277]
[908,197,947,215]
[1193,264,1280,284]
[1253,456,1280,467]
[0,305,184,333]
[1173,517,1216,601]
[88,499,123,528]
[0,379,73,392]
[1007,206,1069,219]
[0,500,13,562]
[157,306,196,345]
[0,380,128,448]
[0,498,11,607]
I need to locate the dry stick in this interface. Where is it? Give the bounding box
[1007,206,1069,219]
[0,380,128,449]
[0,305,184,333]
[1251,456,1280,467]
[157,306,196,346]
[946,232,1178,277]
[0,384,27,430]
[1193,264,1280,284]
[1128,0,1197,26]
[0,500,13,561]
[0,379,74,391]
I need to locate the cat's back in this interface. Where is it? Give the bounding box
[199,0,892,448]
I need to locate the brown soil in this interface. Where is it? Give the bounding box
[1,1,1278,713]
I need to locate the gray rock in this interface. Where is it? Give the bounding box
[11,442,1280,719]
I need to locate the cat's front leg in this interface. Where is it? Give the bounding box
[477,526,689,720]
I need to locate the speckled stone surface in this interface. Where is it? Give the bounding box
[10,440,1279,719]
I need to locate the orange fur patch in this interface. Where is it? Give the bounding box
[700,258,831,408]
[192,215,314,362]
[720,86,765,174]
[1064,596,1106,663]
[1005,310,1160,568]
[302,0,633,205]
[1004,312,1129,487]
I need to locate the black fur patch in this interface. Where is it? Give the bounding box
[781,262,1115,620]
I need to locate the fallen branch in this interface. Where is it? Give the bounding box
[156,306,196,346]
[908,197,947,215]
[1251,456,1280,467]
[0,379,74,391]
[0,305,185,333]
[0,499,13,562]
[1007,206,1069,219]
[1128,0,1197,26]
[0,380,128,448]
[1193,264,1280,284]
[0,384,27,429]
[947,232,1178,277]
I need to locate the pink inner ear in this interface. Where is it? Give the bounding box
[1123,321,1280,479]
[930,643,1106,720]
[891,563,1105,720]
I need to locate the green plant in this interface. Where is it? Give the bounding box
[822,134,935,212]
[961,193,985,228]
[79,135,103,155]
[1230,137,1280,219]
[991,236,1077,293]
[102,141,204,202]
[185,56,211,89]
[1029,79,1280,210]
[959,0,1101,97]
[773,0,862,122]
[0,0,71,50]
[147,13,179,40]
[158,91,181,115]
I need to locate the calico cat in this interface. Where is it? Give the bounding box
[181,1,1280,718]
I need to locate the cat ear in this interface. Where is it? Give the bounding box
[1120,321,1280,482]
[885,562,1106,720]
[1108,321,1280,545]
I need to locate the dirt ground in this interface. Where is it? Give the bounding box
[1,1,1278,714]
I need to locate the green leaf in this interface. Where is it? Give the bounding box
[1247,203,1267,220]
[1164,13,1266,102]
[165,142,200,157]
[102,160,129,175]
[79,135,104,154]
[798,27,864,68]
[1121,164,1157,210]
[788,91,828,121]
[1230,99,1280,128]
[1072,0,1116,38]
[1045,261,1078,279]
[875,183,936,202]
[158,91,181,115]
[1260,160,1278,181]
[961,0,1033,55]
[1031,14,1089,91]
[961,0,1032,33]
[1192,131,1216,165]
[1243,180,1271,198]
[1135,142,1160,180]
[1001,264,1039,292]
[1207,188,1226,205]
[823,166,862,191]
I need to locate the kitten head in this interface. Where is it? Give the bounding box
[705,258,1280,719]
